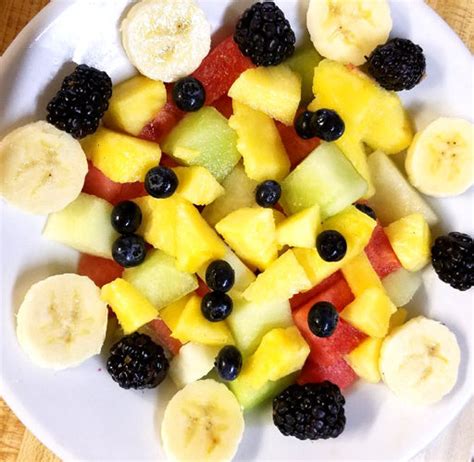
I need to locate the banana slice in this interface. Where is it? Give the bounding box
[405,117,474,197]
[0,121,88,215]
[307,0,392,66]
[17,274,108,370]
[161,379,244,462]
[121,0,211,82]
[379,316,460,406]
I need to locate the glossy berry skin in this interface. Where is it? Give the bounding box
[201,291,233,322]
[316,230,347,262]
[256,180,282,208]
[214,345,242,381]
[111,201,142,234]
[172,77,206,112]
[355,203,377,221]
[205,260,235,293]
[295,111,318,140]
[112,234,147,268]
[312,109,345,142]
[145,166,178,199]
[308,302,339,338]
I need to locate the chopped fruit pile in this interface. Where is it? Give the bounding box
[1,0,472,461]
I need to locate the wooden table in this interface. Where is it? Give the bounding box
[0,1,473,461]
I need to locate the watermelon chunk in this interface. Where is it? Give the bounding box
[195,277,210,298]
[365,224,401,279]
[212,95,234,119]
[297,356,357,389]
[146,318,182,356]
[77,254,123,288]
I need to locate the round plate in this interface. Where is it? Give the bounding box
[0,0,472,460]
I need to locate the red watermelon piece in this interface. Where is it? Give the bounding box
[195,277,210,298]
[297,356,357,389]
[160,153,180,168]
[365,224,401,279]
[147,319,182,356]
[212,95,234,119]
[114,182,147,203]
[77,254,123,288]
[83,162,123,204]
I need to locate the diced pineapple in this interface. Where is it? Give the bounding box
[103,76,166,136]
[160,295,192,332]
[276,205,320,249]
[43,193,118,258]
[101,278,159,334]
[389,308,408,331]
[173,166,224,205]
[172,295,234,346]
[123,250,197,310]
[382,268,422,307]
[228,65,301,125]
[215,207,278,271]
[161,107,241,181]
[384,213,431,272]
[243,250,312,304]
[294,206,377,286]
[340,287,397,338]
[342,252,383,296]
[229,101,290,181]
[81,127,161,183]
[345,337,383,383]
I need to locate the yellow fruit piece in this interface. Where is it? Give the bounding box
[173,166,225,205]
[342,252,383,296]
[82,127,161,183]
[101,278,158,334]
[243,250,312,304]
[238,327,309,390]
[384,213,431,272]
[103,76,166,136]
[345,337,383,383]
[175,199,226,273]
[228,65,301,126]
[216,207,278,271]
[389,308,408,332]
[276,205,320,249]
[294,206,377,286]
[229,101,290,181]
[172,295,234,346]
[341,287,397,338]
[160,295,193,332]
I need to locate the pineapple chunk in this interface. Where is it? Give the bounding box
[389,308,408,331]
[229,101,290,181]
[103,76,166,136]
[243,250,312,304]
[123,250,197,310]
[101,278,158,334]
[173,166,224,205]
[342,252,383,296]
[216,207,278,271]
[172,295,234,346]
[228,65,301,125]
[341,287,397,338]
[345,337,383,383]
[43,193,118,258]
[160,295,192,332]
[82,127,161,183]
[276,205,320,249]
[384,213,431,272]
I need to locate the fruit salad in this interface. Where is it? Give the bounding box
[1,0,473,461]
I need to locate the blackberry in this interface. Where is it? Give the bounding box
[273,382,346,440]
[431,232,473,291]
[46,64,112,139]
[107,333,169,389]
[367,38,426,91]
[234,1,295,66]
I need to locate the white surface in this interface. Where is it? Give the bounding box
[0,0,473,460]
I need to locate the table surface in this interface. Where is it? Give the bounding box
[0,0,473,461]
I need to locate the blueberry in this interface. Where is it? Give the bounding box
[112,234,147,268]
[294,110,318,139]
[316,230,347,262]
[256,180,281,208]
[111,201,142,234]
[172,77,206,112]
[145,166,178,198]
[201,291,233,322]
[307,301,338,338]
[311,109,345,142]
[215,345,242,381]
[205,260,235,293]
[355,203,377,221]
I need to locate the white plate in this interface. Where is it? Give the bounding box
[0,0,473,460]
